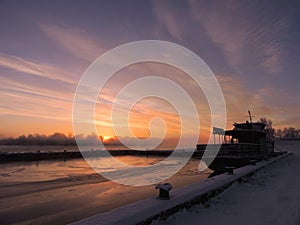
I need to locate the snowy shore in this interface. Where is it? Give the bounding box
[1,141,298,225]
[157,140,300,225]
[71,141,298,225]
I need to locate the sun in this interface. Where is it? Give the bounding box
[102,136,112,142]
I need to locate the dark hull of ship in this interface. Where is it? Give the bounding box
[195,143,274,172]
[202,156,259,172]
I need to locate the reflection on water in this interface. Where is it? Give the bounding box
[0,156,172,184]
[0,155,211,225]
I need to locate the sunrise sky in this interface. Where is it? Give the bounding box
[0,0,299,144]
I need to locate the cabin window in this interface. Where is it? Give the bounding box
[233,138,238,143]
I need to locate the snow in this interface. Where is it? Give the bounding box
[156,183,173,191]
[157,140,300,225]
[71,141,297,225]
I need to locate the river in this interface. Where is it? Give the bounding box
[0,148,211,225]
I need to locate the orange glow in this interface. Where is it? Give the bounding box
[1,61,293,144]
[102,136,113,142]
[93,62,212,145]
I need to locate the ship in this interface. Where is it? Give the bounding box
[195,111,275,173]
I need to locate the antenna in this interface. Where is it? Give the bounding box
[247,110,255,123]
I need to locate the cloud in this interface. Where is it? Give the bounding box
[189,0,248,67]
[258,18,289,74]
[217,72,300,129]
[0,53,78,122]
[152,0,185,40]
[91,62,213,142]
[216,73,277,126]
[188,0,288,75]
[0,68,75,122]
[0,77,71,102]
[261,45,282,74]
[0,53,75,84]
[39,24,106,62]
[0,87,72,121]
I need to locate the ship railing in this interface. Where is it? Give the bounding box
[195,143,266,156]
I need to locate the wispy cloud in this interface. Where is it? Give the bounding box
[216,73,300,129]
[260,44,282,75]
[152,0,185,40]
[216,73,279,124]
[189,0,248,67]
[0,76,72,102]
[257,18,289,75]
[188,0,287,75]
[0,53,75,84]
[0,65,75,123]
[39,24,106,62]
[0,52,77,122]
[0,1,298,139]
[93,62,213,140]
[0,83,72,121]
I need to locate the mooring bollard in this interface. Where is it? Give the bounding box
[155,183,173,200]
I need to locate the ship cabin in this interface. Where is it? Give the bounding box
[224,121,268,144]
[222,121,274,155]
[197,120,274,156]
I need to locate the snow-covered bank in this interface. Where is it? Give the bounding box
[158,140,300,225]
[71,144,292,225]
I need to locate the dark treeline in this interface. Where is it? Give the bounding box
[0,133,122,146]
[258,118,300,140]
[0,133,77,145]
[276,127,300,140]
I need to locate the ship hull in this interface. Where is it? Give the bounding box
[196,143,274,171]
[202,156,258,172]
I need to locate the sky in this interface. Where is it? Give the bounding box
[0,0,299,145]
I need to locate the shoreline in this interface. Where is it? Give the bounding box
[0,149,177,163]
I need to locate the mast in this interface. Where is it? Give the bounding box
[248,110,253,123]
[248,110,254,152]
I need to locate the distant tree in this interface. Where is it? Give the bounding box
[276,127,300,139]
[285,127,297,139]
[17,135,27,145]
[258,117,275,136]
[0,133,76,146]
[276,129,283,139]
